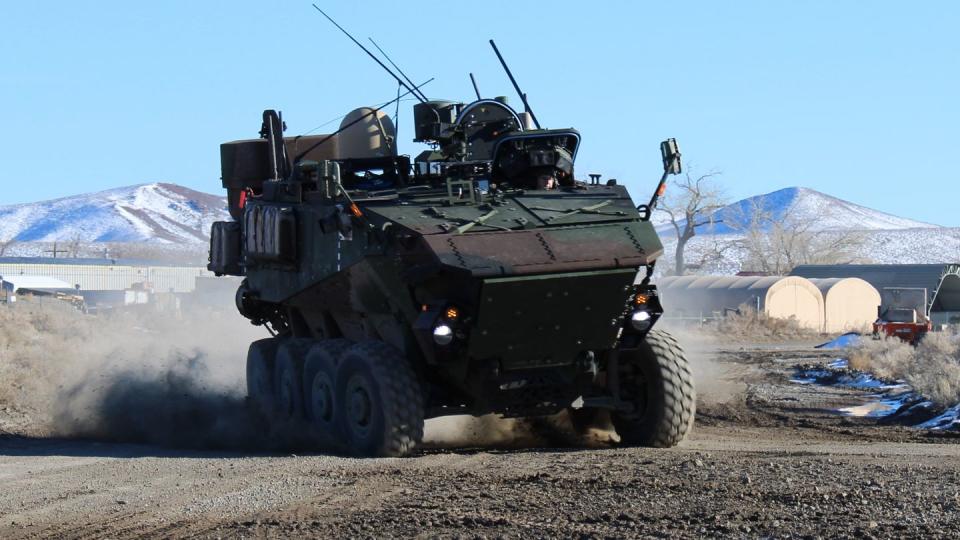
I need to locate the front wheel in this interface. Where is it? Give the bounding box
[612,330,696,448]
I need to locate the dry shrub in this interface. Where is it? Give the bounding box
[696,306,819,342]
[849,330,960,406]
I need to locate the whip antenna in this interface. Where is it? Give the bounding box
[311,4,426,103]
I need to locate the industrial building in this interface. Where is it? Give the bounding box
[656,274,887,332]
[791,264,960,326]
[656,275,827,331]
[0,257,211,293]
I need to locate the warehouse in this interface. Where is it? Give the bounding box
[791,264,960,326]
[656,275,826,330]
[0,257,212,293]
[808,278,881,333]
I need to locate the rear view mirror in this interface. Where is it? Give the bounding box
[660,138,682,175]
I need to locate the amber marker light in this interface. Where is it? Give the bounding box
[445,307,460,320]
[634,294,649,306]
[349,203,363,217]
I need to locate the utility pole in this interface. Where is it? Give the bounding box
[44,242,66,258]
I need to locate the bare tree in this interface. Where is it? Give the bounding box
[0,238,15,257]
[66,234,84,258]
[727,196,868,275]
[656,172,727,275]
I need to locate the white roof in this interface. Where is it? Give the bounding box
[0,275,75,291]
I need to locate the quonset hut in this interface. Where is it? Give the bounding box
[807,278,881,333]
[655,275,826,330]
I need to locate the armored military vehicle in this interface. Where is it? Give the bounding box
[208,36,695,457]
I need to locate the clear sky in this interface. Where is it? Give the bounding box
[2,1,957,225]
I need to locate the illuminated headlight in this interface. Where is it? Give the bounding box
[433,323,454,345]
[630,310,652,331]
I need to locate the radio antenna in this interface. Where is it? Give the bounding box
[311,5,426,103]
[488,40,541,129]
[368,37,428,102]
[469,73,481,100]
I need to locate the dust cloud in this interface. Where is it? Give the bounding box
[0,299,274,449]
[660,326,750,406]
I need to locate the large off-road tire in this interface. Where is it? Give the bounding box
[335,341,424,457]
[246,338,280,420]
[302,339,352,437]
[273,339,312,423]
[612,330,695,448]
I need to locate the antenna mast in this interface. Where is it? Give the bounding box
[469,73,481,100]
[311,5,426,103]
[368,38,428,101]
[488,40,541,129]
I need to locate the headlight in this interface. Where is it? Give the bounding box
[630,310,652,332]
[433,323,454,345]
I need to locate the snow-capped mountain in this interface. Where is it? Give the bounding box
[0,183,227,244]
[656,186,939,236]
[654,187,959,273]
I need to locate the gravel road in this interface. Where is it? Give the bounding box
[2,344,959,539]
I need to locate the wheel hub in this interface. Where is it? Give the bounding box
[311,375,334,421]
[349,387,371,426]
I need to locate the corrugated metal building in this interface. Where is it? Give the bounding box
[0,257,211,293]
[791,264,960,326]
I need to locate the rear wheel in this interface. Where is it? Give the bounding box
[274,339,312,422]
[303,339,352,438]
[612,330,695,448]
[246,338,280,420]
[335,341,424,457]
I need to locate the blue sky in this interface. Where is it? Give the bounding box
[1,1,957,225]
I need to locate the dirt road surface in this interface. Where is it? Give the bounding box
[2,343,959,539]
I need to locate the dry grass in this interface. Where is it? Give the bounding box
[690,306,820,342]
[849,330,960,406]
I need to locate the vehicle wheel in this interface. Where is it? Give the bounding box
[335,341,424,457]
[303,339,352,436]
[612,330,695,448]
[274,339,312,422]
[246,338,280,420]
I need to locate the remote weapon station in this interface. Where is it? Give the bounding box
[209,9,695,457]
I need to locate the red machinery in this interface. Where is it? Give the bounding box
[872,287,931,344]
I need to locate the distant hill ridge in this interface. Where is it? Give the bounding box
[655,186,940,236]
[0,183,949,259]
[0,183,228,244]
